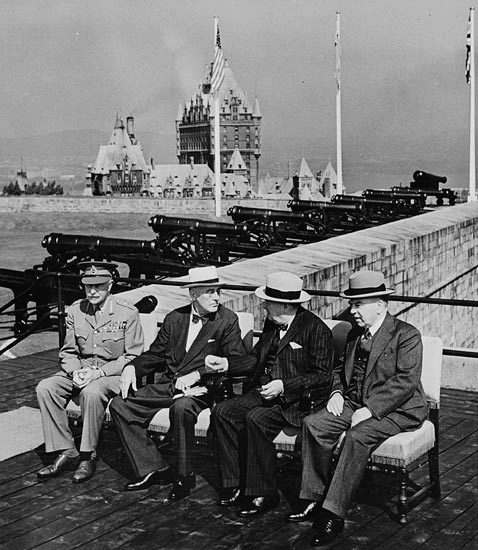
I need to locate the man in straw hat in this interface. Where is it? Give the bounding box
[287,270,428,546]
[109,266,247,501]
[36,261,144,484]
[212,271,333,517]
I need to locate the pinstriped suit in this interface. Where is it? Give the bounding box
[109,304,246,478]
[212,306,333,496]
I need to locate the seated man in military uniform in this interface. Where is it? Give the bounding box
[36,261,144,483]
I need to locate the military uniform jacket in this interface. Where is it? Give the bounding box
[239,307,334,427]
[130,304,246,383]
[331,312,428,426]
[60,295,144,377]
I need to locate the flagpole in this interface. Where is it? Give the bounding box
[469,7,477,202]
[213,16,222,217]
[335,12,343,195]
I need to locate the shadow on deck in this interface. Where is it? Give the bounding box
[0,349,477,550]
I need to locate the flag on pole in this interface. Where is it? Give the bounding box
[466,13,472,83]
[335,14,341,92]
[211,24,225,93]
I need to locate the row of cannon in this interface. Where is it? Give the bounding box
[1,171,457,333]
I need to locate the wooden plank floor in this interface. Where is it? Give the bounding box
[0,349,477,550]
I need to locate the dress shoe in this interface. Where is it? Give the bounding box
[286,500,319,523]
[124,467,173,491]
[238,494,280,517]
[168,472,196,501]
[218,487,241,507]
[72,459,96,484]
[37,454,80,479]
[311,513,344,546]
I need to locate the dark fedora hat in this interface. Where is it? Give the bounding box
[340,270,395,299]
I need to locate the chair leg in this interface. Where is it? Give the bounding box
[428,447,441,499]
[398,467,409,524]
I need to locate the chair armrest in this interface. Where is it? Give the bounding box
[299,387,329,414]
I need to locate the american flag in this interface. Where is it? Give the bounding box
[211,24,225,94]
[466,14,471,84]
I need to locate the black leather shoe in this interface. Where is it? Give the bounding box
[286,500,319,522]
[218,487,241,507]
[311,514,344,546]
[72,459,96,484]
[124,468,173,491]
[168,472,196,501]
[238,494,280,517]
[37,454,80,479]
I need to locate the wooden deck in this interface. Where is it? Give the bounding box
[0,349,477,550]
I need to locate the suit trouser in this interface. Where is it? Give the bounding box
[212,390,288,496]
[299,400,402,518]
[109,384,208,478]
[36,372,120,453]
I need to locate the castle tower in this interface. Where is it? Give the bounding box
[176,31,262,192]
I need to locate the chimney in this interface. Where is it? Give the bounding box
[126,116,135,139]
[189,156,194,169]
[150,157,155,170]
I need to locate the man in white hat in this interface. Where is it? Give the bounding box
[36,261,144,483]
[287,270,428,546]
[212,271,333,517]
[109,266,247,500]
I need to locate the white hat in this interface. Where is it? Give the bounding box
[340,270,395,299]
[255,272,311,303]
[184,266,223,288]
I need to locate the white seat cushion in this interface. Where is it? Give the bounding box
[371,419,436,467]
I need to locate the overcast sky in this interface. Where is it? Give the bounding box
[0,0,473,187]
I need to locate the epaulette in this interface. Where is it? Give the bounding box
[114,297,135,310]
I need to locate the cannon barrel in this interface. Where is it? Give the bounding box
[42,233,157,255]
[149,215,249,236]
[287,199,363,213]
[411,170,447,191]
[227,206,325,224]
[331,195,398,207]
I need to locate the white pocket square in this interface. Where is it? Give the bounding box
[207,339,216,343]
[290,342,302,349]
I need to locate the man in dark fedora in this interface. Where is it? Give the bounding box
[212,271,333,517]
[109,266,247,500]
[287,270,428,546]
[36,261,144,483]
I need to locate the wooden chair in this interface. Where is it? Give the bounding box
[366,335,443,523]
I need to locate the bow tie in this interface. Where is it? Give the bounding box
[275,323,289,332]
[192,313,213,324]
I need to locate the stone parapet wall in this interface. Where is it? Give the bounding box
[118,202,478,389]
[0,196,289,214]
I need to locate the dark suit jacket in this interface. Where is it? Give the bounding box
[130,304,246,387]
[239,307,333,427]
[332,312,428,427]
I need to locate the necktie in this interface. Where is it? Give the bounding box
[359,329,372,353]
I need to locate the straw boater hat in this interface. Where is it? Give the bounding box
[184,266,224,288]
[340,270,395,299]
[79,261,117,285]
[255,272,311,303]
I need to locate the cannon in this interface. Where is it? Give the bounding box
[361,189,425,214]
[410,170,456,205]
[41,232,199,280]
[331,194,406,222]
[149,215,282,263]
[227,206,328,245]
[287,199,370,233]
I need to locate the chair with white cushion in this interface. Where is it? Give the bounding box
[367,335,443,523]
